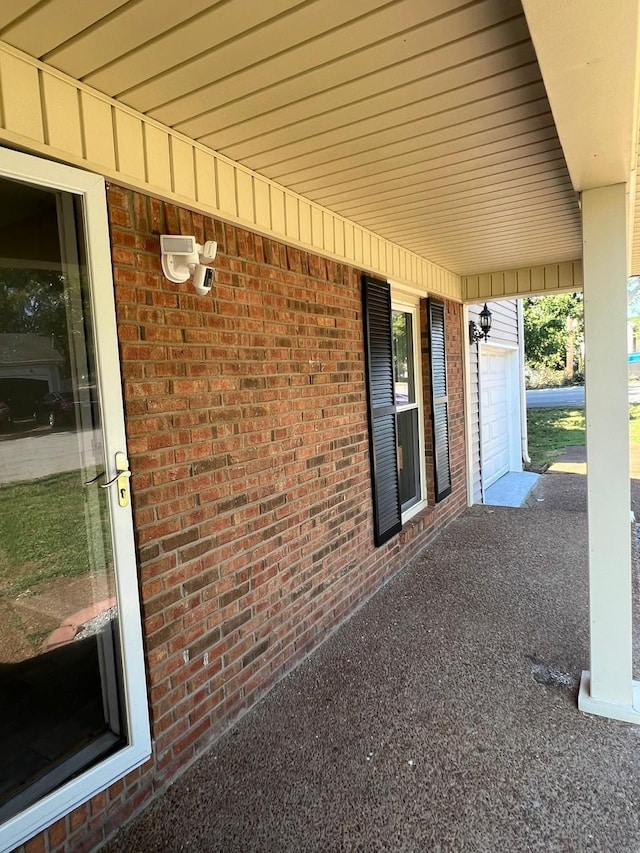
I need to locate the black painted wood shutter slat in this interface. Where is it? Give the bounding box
[428,299,452,502]
[362,274,402,546]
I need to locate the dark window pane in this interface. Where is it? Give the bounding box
[397,408,420,510]
[392,311,415,405]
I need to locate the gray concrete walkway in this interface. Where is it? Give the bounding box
[0,424,103,483]
[104,475,640,852]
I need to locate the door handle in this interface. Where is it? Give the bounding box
[85,450,131,506]
[85,452,131,506]
[100,451,131,507]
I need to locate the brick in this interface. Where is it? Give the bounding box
[161,528,199,553]
[222,608,252,636]
[179,537,214,563]
[68,803,89,833]
[92,185,470,849]
[189,627,221,658]
[191,457,226,475]
[182,566,220,596]
[47,818,67,850]
[242,638,269,668]
[219,581,250,608]
[24,835,47,853]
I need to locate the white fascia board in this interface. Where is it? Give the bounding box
[522,0,640,192]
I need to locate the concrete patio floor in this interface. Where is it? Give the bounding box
[104,472,640,852]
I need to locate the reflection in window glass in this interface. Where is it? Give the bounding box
[392,311,415,405]
[397,408,420,508]
[392,305,423,513]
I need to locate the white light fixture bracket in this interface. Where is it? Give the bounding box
[160,234,217,295]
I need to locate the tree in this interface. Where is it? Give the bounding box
[0,268,70,374]
[628,277,640,317]
[523,294,583,377]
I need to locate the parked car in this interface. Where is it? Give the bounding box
[0,400,13,432]
[33,391,77,428]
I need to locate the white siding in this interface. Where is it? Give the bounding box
[469,299,518,346]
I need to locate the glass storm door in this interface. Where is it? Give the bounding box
[0,150,149,850]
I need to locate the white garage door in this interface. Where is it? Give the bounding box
[480,349,512,488]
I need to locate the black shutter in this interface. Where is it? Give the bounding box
[362,275,402,546]
[428,299,452,502]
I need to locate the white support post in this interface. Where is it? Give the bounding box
[578,183,640,723]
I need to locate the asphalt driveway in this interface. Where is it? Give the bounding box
[0,423,103,483]
[526,384,640,407]
[526,386,585,408]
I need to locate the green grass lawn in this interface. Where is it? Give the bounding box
[0,470,111,595]
[527,403,640,470]
[630,404,640,443]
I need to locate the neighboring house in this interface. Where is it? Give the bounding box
[0,2,637,852]
[0,332,64,414]
[467,300,527,504]
[627,325,640,379]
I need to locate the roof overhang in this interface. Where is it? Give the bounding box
[1,1,638,280]
[523,0,640,273]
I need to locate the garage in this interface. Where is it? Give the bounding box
[480,347,513,487]
[467,300,526,504]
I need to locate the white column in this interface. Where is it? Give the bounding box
[578,183,639,723]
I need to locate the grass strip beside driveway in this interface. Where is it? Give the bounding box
[527,407,584,471]
[527,404,640,471]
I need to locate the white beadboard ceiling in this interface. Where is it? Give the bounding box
[0,0,588,276]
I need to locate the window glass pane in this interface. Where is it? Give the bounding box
[397,408,420,510]
[0,178,126,823]
[392,310,415,405]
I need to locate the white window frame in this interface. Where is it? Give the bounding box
[0,146,151,852]
[391,294,427,521]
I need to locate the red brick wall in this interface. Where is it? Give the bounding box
[17,186,468,853]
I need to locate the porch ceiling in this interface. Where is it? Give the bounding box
[0,0,584,276]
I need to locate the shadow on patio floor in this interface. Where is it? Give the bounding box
[104,489,640,852]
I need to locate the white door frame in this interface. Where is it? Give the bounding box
[0,146,151,852]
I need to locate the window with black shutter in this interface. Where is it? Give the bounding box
[362,275,402,546]
[428,299,452,502]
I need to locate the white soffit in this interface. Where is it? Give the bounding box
[0,0,583,275]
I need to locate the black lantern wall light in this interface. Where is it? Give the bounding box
[468,303,493,344]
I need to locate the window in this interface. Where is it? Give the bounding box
[392,301,425,514]
[362,276,430,546]
[0,147,150,852]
